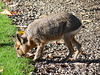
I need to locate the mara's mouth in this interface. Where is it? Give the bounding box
[17,50,24,57]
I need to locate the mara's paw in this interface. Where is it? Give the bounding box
[33,57,42,62]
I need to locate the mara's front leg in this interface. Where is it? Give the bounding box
[33,43,45,61]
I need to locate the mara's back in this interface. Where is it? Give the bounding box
[24,12,82,40]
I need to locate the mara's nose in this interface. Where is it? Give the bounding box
[17,54,21,58]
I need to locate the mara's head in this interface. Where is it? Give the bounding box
[15,31,37,57]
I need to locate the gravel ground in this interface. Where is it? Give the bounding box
[4,0,100,75]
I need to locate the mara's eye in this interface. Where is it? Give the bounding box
[17,47,19,50]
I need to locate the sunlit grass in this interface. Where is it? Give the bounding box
[0,1,34,75]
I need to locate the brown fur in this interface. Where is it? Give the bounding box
[15,12,82,61]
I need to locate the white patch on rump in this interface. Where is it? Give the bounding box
[70,26,82,35]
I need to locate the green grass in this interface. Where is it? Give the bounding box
[0,1,34,75]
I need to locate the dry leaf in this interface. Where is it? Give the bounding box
[60,66,63,69]
[77,13,88,15]
[74,50,84,54]
[10,11,20,15]
[3,0,10,2]
[79,51,84,54]
[0,69,3,72]
[74,50,77,54]
[27,55,34,58]
[48,54,53,59]
[18,31,25,34]
[82,20,92,22]
[40,15,48,18]
[0,10,12,16]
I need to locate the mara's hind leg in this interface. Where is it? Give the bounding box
[71,35,81,60]
[63,34,74,61]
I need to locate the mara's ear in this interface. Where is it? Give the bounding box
[16,31,24,45]
[21,37,28,44]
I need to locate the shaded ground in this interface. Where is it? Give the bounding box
[4,0,100,75]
